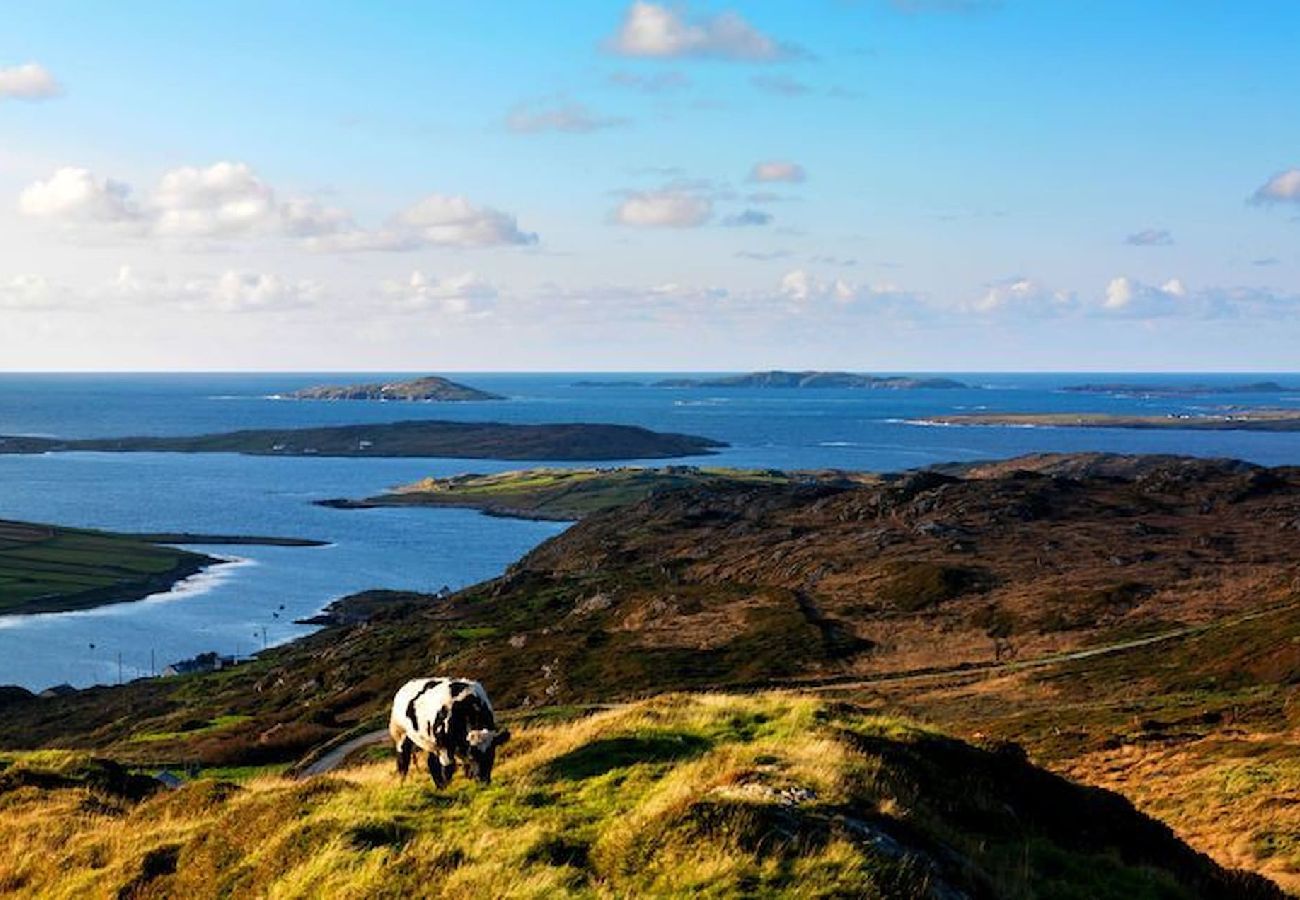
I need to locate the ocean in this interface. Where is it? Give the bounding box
[1,372,1298,690]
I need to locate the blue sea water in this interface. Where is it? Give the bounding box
[1,372,1298,690]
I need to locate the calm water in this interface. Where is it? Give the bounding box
[2,372,1298,690]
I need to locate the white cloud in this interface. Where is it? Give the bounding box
[111,265,323,313]
[0,274,73,310]
[18,168,138,223]
[390,194,538,247]
[613,190,713,227]
[151,162,279,237]
[605,2,798,61]
[1102,275,1187,315]
[1251,168,1300,205]
[380,271,498,316]
[973,277,1077,315]
[18,162,535,250]
[780,269,920,313]
[505,100,627,134]
[0,63,61,100]
[748,160,806,183]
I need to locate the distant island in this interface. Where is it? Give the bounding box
[285,375,503,402]
[1063,381,1299,396]
[652,370,968,390]
[317,466,876,520]
[0,420,725,461]
[917,410,1300,431]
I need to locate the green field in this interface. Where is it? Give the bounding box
[0,520,212,615]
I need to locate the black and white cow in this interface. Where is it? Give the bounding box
[389,678,510,787]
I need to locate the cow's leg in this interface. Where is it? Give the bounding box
[396,737,414,780]
[427,751,450,789]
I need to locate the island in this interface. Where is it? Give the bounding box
[570,380,647,388]
[0,420,726,461]
[915,410,1300,431]
[284,375,503,402]
[652,370,968,389]
[316,466,875,520]
[1063,381,1300,396]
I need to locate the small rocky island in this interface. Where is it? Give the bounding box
[286,375,503,402]
[653,370,968,390]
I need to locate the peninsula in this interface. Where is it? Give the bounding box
[0,420,725,461]
[917,410,1300,431]
[653,370,968,389]
[317,466,876,519]
[284,375,503,402]
[0,520,216,616]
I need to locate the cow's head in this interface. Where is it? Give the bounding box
[464,728,510,784]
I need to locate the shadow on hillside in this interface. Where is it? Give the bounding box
[541,732,711,781]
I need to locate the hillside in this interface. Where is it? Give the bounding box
[0,420,725,461]
[3,454,1299,888]
[0,520,215,616]
[285,375,504,402]
[0,694,1279,899]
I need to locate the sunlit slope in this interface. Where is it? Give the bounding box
[0,694,1277,899]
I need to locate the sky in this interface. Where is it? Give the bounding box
[1,0,1299,372]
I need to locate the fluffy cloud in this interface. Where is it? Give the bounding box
[1102,276,1187,315]
[605,2,798,61]
[0,274,72,310]
[972,277,1077,315]
[779,269,921,313]
[613,190,713,227]
[0,63,61,100]
[1124,228,1173,246]
[722,209,772,227]
[748,160,806,183]
[1251,168,1300,205]
[19,163,535,249]
[505,101,627,134]
[112,265,323,313]
[389,194,538,247]
[151,162,278,237]
[18,168,138,223]
[380,271,498,316]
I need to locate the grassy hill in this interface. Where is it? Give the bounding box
[3,455,1299,890]
[0,520,214,616]
[0,694,1278,899]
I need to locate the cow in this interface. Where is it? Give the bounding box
[389,678,510,788]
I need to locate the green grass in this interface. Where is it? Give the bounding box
[0,694,1272,899]
[0,520,210,615]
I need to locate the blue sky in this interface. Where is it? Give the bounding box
[1,1,1298,370]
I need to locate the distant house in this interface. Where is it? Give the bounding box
[154,770,184,789]
[162,651,237,677]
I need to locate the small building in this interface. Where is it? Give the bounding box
[162,651,237,677]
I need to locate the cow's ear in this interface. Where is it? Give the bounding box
[495,728,511,746]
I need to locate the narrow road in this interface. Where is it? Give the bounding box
[299,600,1299,776]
